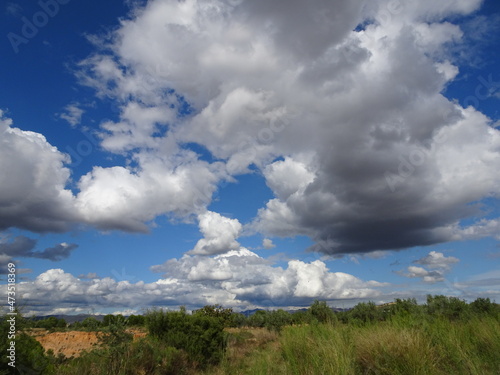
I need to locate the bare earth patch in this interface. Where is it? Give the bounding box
[27,329,147,358]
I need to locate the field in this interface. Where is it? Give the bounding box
[2,297,500,374]
[211,318,500,375]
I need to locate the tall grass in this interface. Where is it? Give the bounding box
[211,316,499,375]
[276,317,500,375]
[280,323,356,375]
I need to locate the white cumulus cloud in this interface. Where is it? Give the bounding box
[188,211,242,255]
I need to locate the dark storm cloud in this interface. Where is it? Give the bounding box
[0,235,78,272]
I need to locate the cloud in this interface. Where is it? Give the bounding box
[262,238,275,249]
[263,157,315,201]
[59,103,85,127]
[7,249,385,314]
[413,251,459,270]
[397,250,460,284]
[444,269,500,300]
[0,110,226,234]
[0,236,36,273]
[453,219,500,241]
[153,247,386,306]
[78,272,100,280]
[0,235,78,273]
[74,157,225,232]
[188,211,242,255]
[75,0,500,254]
[399,265,445,284]
[2,0,500,257]
[33,243,79,261]
[0,111,77,233]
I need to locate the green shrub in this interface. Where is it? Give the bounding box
[194,305,235,327]
[146,309,227,367]
[347,301,380,324]
[34,316,67,330]
[103,314,126,327]
[265,309,292,332]
[229,312,247,327]
[0,315,54,375]
[80,317,102,330]
[247,310,268,328]
[290,310,314,325]
[309,300,337,324]
[55,335,190,375]
[470,297,499,317]
[426,295,470,320]
[126,314,145,326]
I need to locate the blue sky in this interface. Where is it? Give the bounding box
[1,0,500,315]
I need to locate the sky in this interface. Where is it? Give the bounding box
[0,0,499,316]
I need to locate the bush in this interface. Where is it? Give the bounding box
[146,309,227,367]
[346,302,380,324]
[34,316,67,330]
[248,310,269,328]
[426,295,470,320]
[103,314,126,327]
[229,312,247,327]
[80,317,102,330]
[194,305,234,327]
[265,309,292,332]
[55,335,190,375]
[309,300,336,324]
[290,310,313,325]
[0,315,54,374]
[470,297,499,317]
[126,314,145,326]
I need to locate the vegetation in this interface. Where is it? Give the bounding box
[3,296,499,374]
[0,313,55,374]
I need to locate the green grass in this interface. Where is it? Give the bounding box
[207,317,500,375]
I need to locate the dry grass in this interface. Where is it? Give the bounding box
[205,327,283,375]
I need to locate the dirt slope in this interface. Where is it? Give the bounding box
[28,329,147,358]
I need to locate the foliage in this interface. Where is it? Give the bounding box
[290,310,314,325]
[146,308,227,367]
[102,314,126,327]
[10,296,500,374]
[0,315,54,375]
[265,309,293,332]
[345,301,380,325]
[80,316,102,331]
[213,315,500,375]
[470,297,499,316]
[229,312,248,327]
[426,294,470,320]
[194,305,235,327]
[55,335,190,375]
[33,316,67,330]
[247,310,269,328]
[308,300,337,323]
[126,314,145,326]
